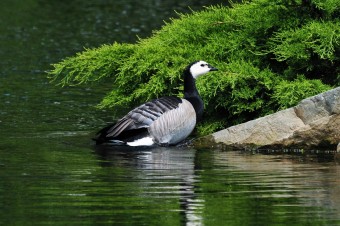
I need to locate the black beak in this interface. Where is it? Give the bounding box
[209,65,218,71]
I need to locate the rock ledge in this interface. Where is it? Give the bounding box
[195,87,340,150]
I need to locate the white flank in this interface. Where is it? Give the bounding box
[127,137,154,146]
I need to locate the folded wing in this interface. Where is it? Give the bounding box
[94,96,182,143]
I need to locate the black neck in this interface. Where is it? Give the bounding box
[183,68,204,121]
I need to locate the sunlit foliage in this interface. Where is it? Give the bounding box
[49,0,339,136]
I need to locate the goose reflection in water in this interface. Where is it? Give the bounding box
[94,146,204,225]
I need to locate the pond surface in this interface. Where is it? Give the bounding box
[1,1,340,225]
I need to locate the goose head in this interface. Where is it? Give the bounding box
[189,60,218,79]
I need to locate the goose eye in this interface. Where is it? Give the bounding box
[200,64,205,67]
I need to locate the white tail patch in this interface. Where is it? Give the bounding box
[127,137,154,146]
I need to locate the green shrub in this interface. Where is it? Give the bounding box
[50,43,136,85]
[273,75,332,110]
[49,0,338,136]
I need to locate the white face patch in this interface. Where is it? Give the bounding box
[190,60,214,79]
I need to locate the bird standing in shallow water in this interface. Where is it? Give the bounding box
[94,60,218,146]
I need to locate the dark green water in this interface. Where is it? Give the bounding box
[1,1,340,225]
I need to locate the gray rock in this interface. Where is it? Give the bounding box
[212,108,305,146]
[294,86,340,124]
[195,87,340,149]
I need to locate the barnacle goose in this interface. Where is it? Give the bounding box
[94,61,218,146]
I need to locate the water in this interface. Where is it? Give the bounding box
[1,1,340,225]
[1,144,340,225]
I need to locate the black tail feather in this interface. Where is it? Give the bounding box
[93,123,149,145]
[92,123,116,145]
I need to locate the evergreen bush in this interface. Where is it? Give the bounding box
[49,0,338,136]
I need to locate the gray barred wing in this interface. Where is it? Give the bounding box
[105,96,182,137]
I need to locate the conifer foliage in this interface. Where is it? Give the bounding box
[49,0,339,135]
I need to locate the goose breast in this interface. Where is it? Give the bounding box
[149,99,196,145]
